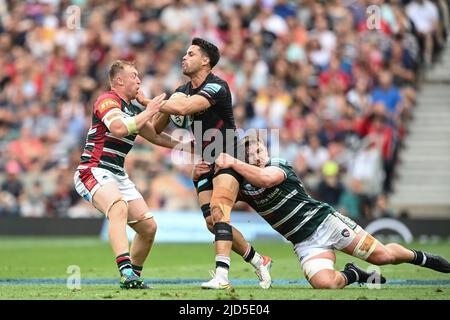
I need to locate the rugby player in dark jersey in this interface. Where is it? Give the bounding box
[74,60,190,289]
[137,38,272,289]
[193,136,450,289]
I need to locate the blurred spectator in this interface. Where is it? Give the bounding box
[346,76,372,116]
[406,0,440,65]
[371,193,396,219]
[300,134,329,173]
[317,160,344,207]
[148,163,198,211]
[46,173,79,217]
[371,70,403,119]
[0,160,23,216]
[20,181,46,218]
[338,178,365,220]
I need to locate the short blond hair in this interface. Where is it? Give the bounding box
[108,60,135,85]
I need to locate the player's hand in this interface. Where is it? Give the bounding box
[146,93,166,117]
[214,153,237,171]
[182,139,197,154]
[192,161,211,181]
[136,90,147,105]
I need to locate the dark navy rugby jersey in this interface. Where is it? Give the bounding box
[175,73,238,157]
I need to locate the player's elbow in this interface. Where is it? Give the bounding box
[109,121,128,138]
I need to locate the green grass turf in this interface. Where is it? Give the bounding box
[0,237,449,300]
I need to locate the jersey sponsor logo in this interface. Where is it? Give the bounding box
[203,83,221,94]
[259,189,298,216]
[98,98,120,112]
[197,178,209,188]
[84,176,97,190]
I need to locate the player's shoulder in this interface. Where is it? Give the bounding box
[95,91,121,107]
[94,91,121,114]
[267,158,292,179]
[205,73,228,89]
[268,157,289,167]
[199,75,229,98]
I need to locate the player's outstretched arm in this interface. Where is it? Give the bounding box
[139,122,194,151]
[215,153,285,188]
[152,112,170,134]
[160,92,210,116]
[108,93,165,138]
[135,91,170,133]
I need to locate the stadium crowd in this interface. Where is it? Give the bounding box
[0,0,448,219]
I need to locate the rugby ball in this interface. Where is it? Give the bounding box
[170,114,193,128]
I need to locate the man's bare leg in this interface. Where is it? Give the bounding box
[93,183,143,288]
[200,173,239,289]
[128,198,157,279]
[198,189,272,288]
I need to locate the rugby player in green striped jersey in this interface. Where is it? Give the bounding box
[194,136,450,289]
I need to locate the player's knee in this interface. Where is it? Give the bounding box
[310,274,342,289]
[303,259,340,289]
[209,201,222,217]
[108,199,128,220]
[213,222,233,242]
[140,219,157,240]
[150,221,157,237]
[311,280,341,289]
[210,209,225,223]
[210,188,235,223]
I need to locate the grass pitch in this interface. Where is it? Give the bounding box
[0,237,449,300]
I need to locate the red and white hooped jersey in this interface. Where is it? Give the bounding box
[76,91,143,176]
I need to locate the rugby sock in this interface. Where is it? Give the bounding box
[215,255,230,281]
[132,264,143,277]
[410,249,427,266]
[341,269,358,285]
[243,244,263,268]
[116,253,133,275]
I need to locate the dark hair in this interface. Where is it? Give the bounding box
[192,37,220,69]
[242,135,265,163]
[109,60,135,84]
[243,135,262,148]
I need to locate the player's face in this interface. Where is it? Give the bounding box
[121,66,141,99]
[182,45,205,76]
[247,142,269,167]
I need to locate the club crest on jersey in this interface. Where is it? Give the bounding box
[341,228,350,237]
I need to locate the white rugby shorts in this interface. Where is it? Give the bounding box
[74,167,143,203]
[294,211,362,266]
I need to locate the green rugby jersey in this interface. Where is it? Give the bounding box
[239,158,334,244]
